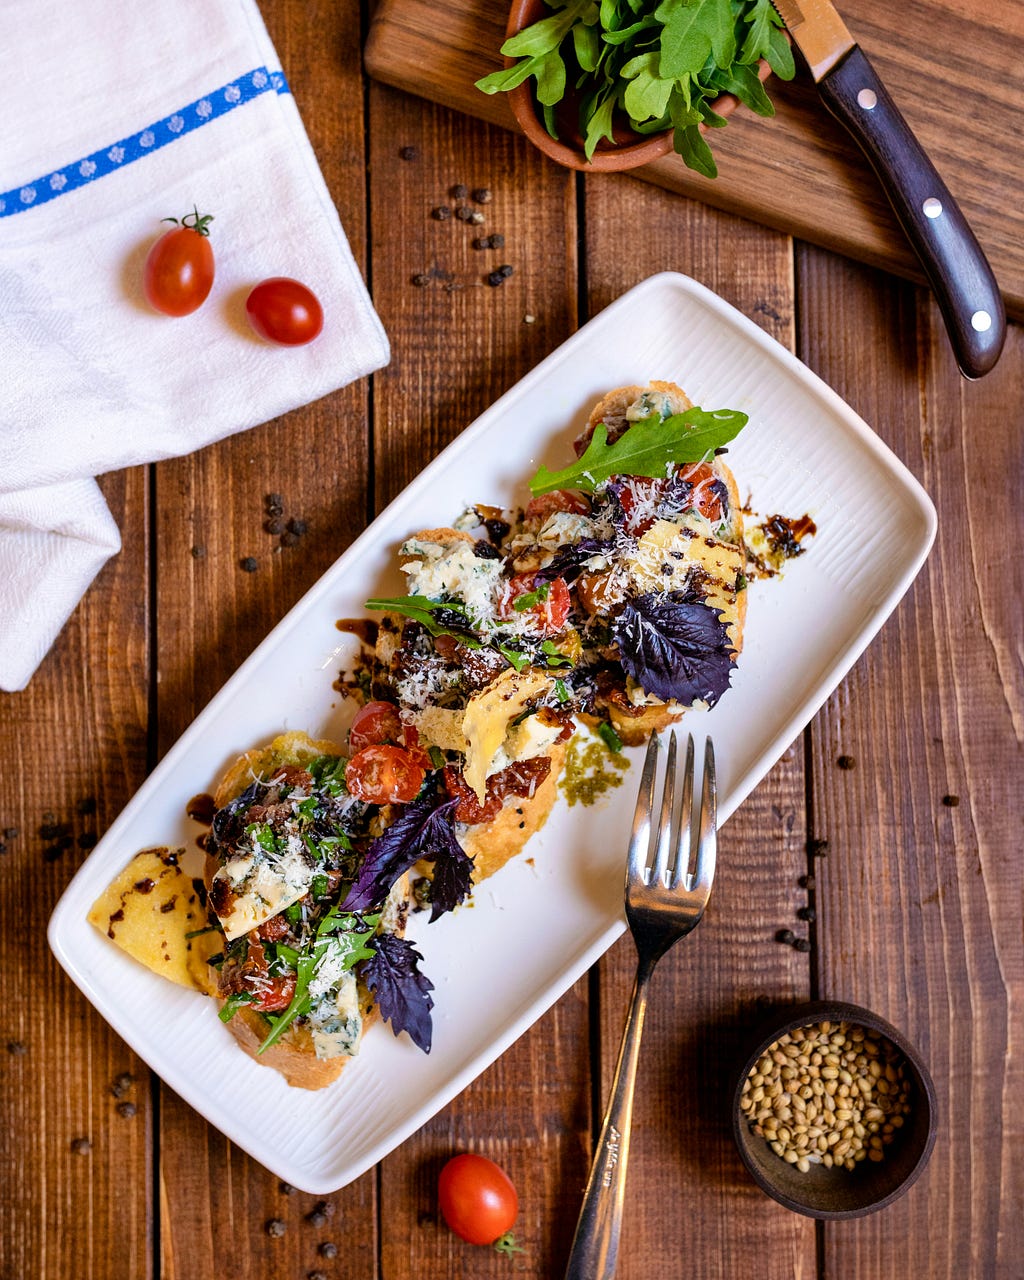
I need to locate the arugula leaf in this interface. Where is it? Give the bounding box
[218,991,256,1023]
[365,595,482,647]
[343,792,472,918]
[529,408,747,496]
[475,0,785,177]
[613,591,735,705]
[360,933,435,1053]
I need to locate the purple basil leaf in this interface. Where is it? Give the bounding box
[360,932,434,1053]
[428,841,474,921]
[343,793,471,916]
[614,591,735,706]
[533,537,614,584]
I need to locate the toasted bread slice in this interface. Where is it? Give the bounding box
[206,731,414,1089]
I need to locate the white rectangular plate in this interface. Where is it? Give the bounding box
[48,272,936,1193]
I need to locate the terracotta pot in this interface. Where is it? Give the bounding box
[505,0,773,173]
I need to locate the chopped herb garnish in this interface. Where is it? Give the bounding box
[554,678,570,703]
[597,721,623,753]
[512,582,551,611]
[218,991,256,1023]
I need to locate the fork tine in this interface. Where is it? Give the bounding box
[652,731,677,886]
[669,733,695,889]
[626,734,659,888]
[691,737,717,895]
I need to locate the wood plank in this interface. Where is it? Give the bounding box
[583,177,817,1276]
[0,468,152,1280]
[156,1,379,1275]
[368,84,593,1278]
[799,248,1024,1276]
[364,0,1024,322]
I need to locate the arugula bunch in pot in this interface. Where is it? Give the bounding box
[476,0,794,176]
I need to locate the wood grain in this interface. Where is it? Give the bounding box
[364,0,1024,321]
[799,248,1024,1277]
[3,0,1022,1274]
[0,468,151,1280]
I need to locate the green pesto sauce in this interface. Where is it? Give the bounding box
[560,734,630,807]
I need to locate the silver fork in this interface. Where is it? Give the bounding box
[563,731,717,1280]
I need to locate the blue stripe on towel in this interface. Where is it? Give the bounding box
[0,67,290,218]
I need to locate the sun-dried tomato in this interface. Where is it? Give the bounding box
[443,757,553,825]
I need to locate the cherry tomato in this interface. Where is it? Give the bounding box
[345,744,425,805]
[677,461,725,522]
[499,574,570,635]
[245,277,323,346]
[349,700,404,753]
[524,489,590,522]
[143,210,215,316]
[438,1154,518,1247]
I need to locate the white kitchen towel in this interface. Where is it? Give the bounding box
[0,0,389,692]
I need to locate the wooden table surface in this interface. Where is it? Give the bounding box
[2,2,1021,1277]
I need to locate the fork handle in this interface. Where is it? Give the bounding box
[563,955,656,1280]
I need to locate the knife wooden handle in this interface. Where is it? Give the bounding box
[818,45,1006,379]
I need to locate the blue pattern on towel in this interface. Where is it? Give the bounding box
[0,67,289,218]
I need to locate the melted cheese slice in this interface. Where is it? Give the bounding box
[461,666,554,802]
[630,516,744,649]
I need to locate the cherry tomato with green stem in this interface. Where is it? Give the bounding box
[245,277,323,346]
[143,209,215,316]
[438,1154,520,1251]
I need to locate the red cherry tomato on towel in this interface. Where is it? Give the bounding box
[143,209,215,316]
[245,277,323,346]
[438,1153,519,1248]
[345,745,425,805]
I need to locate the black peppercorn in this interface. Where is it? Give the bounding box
[498,264,514,278]
[775,929,795,945]
[265,1218,287,1238]
[486,271,506,287]
[3,827,18,839]
[836,754,856,770]
[78,831,97,850]
[454,205,473,222]
[288,518,308,537]
[798,874,815,890]
[942,794,960,807]
[472,187,492,204]
[240,556,258,573]
[450,183,468,199]
[809,838,829,858]
[308,1271,327,1280]
[110,1072,135,1099]
[264,518,284,535]
[793,937,812,953]
[7,1041,27,1055]
[280,530,300,548]
[279,1181,295,1196]
[70,1136,92,1155]
[190,545,205,559]
[399,145,419,161]
[318,1242,339,1259]
[265,492,283,509]
[431,205,451,221]
[116,1101,137,1119]
[797,905,816,922]
[489,233,505,248]
[471,237,489,250]
[411,273,432,286]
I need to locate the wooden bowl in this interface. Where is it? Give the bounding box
[504,0,773,172]
[731,1000,937,1219]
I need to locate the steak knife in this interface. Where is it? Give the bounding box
[771,0,1006,378]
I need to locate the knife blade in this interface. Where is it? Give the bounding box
[771,0,1006,378]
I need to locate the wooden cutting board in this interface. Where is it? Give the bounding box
[365,0,1024,321]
